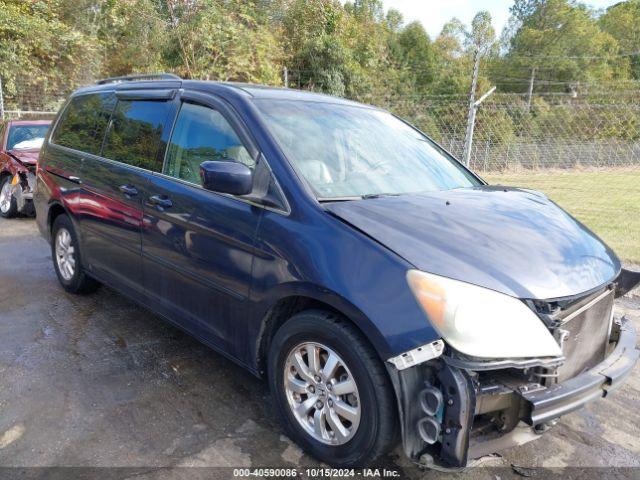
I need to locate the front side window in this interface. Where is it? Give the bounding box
[102,100,174,172]
[255,100,480,199]
[165,102,254,185]
[51,92,116,155]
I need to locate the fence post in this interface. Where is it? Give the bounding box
[526,67,536,111]
[463,48,481,166]
[283,66,288,88]
[0,77,5,121]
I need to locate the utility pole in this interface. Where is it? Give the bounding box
[526,67,536,111]
[0,77,4,121]
[463,48,481,167]
[283,67,288,88]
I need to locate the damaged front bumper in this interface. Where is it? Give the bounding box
[387,316,638,470]
[10,172,36,215]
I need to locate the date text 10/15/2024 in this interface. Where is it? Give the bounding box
[233,468,401,478]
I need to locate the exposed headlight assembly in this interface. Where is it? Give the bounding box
[407,270,562,359]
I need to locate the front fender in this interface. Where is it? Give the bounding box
[248,208,442,369]
[256,281,391,361]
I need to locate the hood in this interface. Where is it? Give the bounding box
[324,186,620,300]
[8,149,40,165]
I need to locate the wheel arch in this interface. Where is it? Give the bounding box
[48,201,70,233]
[254,287,391,378]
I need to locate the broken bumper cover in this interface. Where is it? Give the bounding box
[521,316,638,426]
[10,172,36,214]
[388,317,638,470]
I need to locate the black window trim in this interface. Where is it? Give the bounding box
[153,90,290,216]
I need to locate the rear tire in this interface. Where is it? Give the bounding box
[51,215,100,294]
[268,310,398,467]
[0,176,18,218]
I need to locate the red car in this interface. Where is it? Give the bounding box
[0,119,51,217]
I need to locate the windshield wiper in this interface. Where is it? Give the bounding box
[317,196,362,203]
[361,193,402,200]
[317,193,402,202]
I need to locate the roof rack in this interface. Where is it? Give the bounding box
[96,73,181,85]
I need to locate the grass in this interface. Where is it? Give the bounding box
[484,169,640,264]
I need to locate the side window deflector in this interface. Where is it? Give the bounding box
[116,89,177,101]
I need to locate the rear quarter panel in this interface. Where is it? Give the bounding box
[34,143,85,241]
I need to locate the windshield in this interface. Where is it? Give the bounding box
[255,100,480,199]
[7,125,49,150]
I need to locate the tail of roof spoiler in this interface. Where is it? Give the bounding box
[615,268,640,298]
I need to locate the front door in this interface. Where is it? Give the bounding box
[142,94,262,355]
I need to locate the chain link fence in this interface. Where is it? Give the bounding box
[1,76,638,263]
[0,77,63,120]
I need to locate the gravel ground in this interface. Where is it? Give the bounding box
[0,217,638,480]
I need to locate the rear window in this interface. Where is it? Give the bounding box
[102,100,175,172]
[51,92,116,155]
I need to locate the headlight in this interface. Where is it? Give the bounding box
[406,270,562,359]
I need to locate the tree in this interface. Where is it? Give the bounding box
[283,0,368,96]
[599,0,640,79]
[385,8,403,32]
[470,11,496,53]
[394,22,436,93]
[162,0,283,83]
[0,0,99,109]
[499,0,622,92]
[97,0,167,76]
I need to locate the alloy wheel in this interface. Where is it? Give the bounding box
[55,228,76,281]
[284,342,361,445]
[0,181,12,214]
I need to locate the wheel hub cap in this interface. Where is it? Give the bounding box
[284,342,361,445]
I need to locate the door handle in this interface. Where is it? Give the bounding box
[147,194,173,210]
[68,176,82,184]
[119,184,138,197]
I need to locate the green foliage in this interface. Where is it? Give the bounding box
[0,0,638,133]
[394,22,436,93]
[97,0,166,76]
[599,0,640,79]
[0,0,99,108]
[162,0,283,83]
[499,0,622,91]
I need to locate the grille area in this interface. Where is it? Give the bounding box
[554,289,614,382]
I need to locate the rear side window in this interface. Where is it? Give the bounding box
[51,92,116,155]
[102,100,174,172]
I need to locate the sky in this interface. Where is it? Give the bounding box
[381,0,624,39]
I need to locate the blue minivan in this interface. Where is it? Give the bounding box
[35,74,639,469]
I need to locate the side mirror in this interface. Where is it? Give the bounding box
[199,160,253,196]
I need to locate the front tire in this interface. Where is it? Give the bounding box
[51,215,100,294]
[0,176,18,218]
[268,310,398,467]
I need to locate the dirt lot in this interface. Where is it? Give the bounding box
[1,218,639,479]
